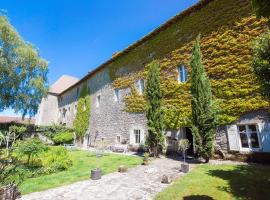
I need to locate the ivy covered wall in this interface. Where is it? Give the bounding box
[106,0,269,128]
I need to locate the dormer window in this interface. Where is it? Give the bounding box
[178,66,188,83]
[138,79,145,94]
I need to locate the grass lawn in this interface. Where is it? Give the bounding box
[20,150,142,194]
[155,164,270,200]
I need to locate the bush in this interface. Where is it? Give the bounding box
[41,146,72,173]
[37,125,74,140]
[52,131,74,145]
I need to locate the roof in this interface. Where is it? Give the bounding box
[49,75,79,94]
[0,116,35,124]
[60,0,213,95]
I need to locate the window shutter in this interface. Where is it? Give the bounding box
[227,125,240,151]
[258,122,270,152]
[129,130,135,145]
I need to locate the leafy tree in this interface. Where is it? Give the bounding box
[73,84,90,144]
[145,61,165,157]
[190,35,218,163]
[0,13,48,117]
[252,31,270,99]
[14,138,47,165]
[251,0,270,23]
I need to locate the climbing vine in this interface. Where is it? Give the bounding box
[108,0,270,128]
[73,83,90,143]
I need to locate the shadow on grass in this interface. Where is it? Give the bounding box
[208,165,270,200]
[183,195,214,200]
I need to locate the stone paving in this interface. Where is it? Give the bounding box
[20,157,188,200]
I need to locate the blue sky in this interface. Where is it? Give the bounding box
[1,0,198,117]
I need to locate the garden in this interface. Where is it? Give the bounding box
[0,124,142,198]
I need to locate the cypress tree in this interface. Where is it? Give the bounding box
[190,35,217,163]
[146,61,165,157]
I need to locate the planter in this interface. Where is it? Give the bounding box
[90,168,102,180]
[181,163,190,173]
[143,158,149,165]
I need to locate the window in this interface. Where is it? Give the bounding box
[138,79,145,94]
[178,66,188,82]
[114,89,120,102]
[96,95,101,107]
[116,135,121,143]
[134,129,141,144]
[238,124,260,150]
[76,87,80,97]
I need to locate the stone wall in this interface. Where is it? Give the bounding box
[36,93,59,126]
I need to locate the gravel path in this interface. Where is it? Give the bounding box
[20,157,187,200]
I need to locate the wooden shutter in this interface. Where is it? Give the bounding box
[258,122,270,152]
[227,125,240,151]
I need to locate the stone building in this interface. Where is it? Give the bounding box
[36,0,270,154]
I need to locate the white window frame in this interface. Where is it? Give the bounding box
[138,79,145,95]
[178,66,188,83]
[114,89,120,102]
[134,129,141,144]
[237,124,261,152]
[96,95,101,107]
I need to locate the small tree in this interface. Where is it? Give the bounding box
[252,31,270,99]
[14,138,47,165]
[190,35,218,163]
[178,139,190,163]
[73,84,90,144]
[146,61,165,157]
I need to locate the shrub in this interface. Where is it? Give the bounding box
[14,138,47,165]
[37,125,74,140]
[52,131,74,145]
[41,146,72,173]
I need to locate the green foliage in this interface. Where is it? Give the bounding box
[0,125,27,149]
[251,0,270,21]
[190,35,218,162]
[111,0,269,127]
[52,131,74,145]
[252,31,270,99]
[41,146,72,172]
[0,149,24,187]
[73,83,90,143]
[145,61,165,157]
[0,14,48,117]
[178,139,190,152]
[37,125,73,140]
[14,138,47,165]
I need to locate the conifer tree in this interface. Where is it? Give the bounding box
[73,84,90,144]
[146,61,165,157]
[190,35,217,163]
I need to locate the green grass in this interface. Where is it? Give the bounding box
[155,164,270,200]
[20,150,142,194]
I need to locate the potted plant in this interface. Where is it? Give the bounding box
[143,152,150,165]
[178,139,190,173]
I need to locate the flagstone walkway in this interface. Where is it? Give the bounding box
[21,157,187,200]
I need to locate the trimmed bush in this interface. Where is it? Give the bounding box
[52,131,74,145]
[41,146,72,173]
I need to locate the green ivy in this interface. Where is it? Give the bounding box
[109,0,269,128]
[73,83,90,143]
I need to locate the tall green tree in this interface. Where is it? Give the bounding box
[190,35,217,163]
[73,83,90,144]
[252,31,270,99]
[146,61,165,157]
[0,13,48,117]
[251,0,270,23]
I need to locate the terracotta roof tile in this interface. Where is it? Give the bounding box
[0,116,35,124]
[49,75,79,94]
